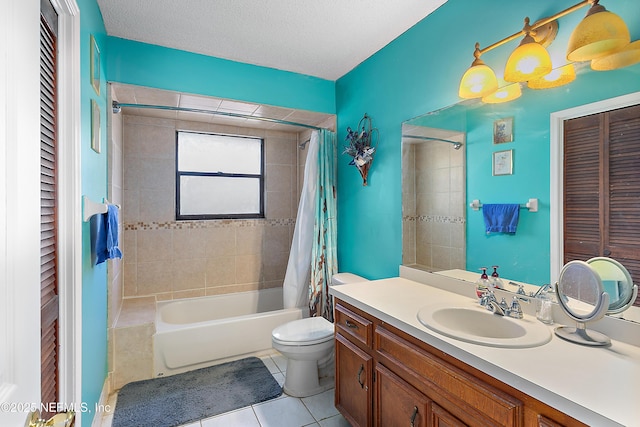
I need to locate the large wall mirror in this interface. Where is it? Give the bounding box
[401,93,640,324]
[402,103,470,272]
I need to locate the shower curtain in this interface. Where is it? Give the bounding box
[310,130,338,321]
[283,131,319,309]
[282,129,338,322]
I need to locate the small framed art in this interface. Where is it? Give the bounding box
[91,99,101,153]
[90,34,100,96]
[493,117,513,144]
[493,149,513,176]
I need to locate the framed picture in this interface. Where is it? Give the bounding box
[90,34,100,96]
[493,117,513,144]
[91,99,101,154]
[493,149,513,176]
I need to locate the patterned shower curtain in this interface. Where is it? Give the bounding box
[309,129,338,321]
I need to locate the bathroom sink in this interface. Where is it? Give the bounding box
[417,303,551,348]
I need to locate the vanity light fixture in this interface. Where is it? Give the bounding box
[527,63,577,89]
[458,0,634,102]
[482,83,522,104]
[458,43,499,99]
[590,40,640,71]
[566,0,630,62]
[504,18,553,83]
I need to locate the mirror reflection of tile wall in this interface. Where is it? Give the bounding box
[403,141,465,272]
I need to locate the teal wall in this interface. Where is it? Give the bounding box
[335,0,640,283]
[107,37,336,114]
[79,0,109,425]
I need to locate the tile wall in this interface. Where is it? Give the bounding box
[122,114,304,301]
[107,86,125,329]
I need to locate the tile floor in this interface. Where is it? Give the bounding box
[99,351,350,427]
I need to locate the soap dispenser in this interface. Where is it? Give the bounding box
[490,265,504,289]
[475,267,491,299]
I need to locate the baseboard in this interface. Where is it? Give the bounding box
[91,375,113,427]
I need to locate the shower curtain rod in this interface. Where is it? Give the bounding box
[112,101,326,131]
[401,134,463,149]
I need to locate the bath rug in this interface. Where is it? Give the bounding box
[112,356,282,427]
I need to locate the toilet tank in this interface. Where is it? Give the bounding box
[331,273,368,286]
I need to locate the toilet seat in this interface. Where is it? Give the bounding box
[272,317,334,346]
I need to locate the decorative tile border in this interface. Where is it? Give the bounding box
[402,215,466,224]
[124,218,295,231]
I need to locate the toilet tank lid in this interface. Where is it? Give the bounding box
[332,272,368,286]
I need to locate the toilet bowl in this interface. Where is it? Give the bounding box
[271,272,368,397]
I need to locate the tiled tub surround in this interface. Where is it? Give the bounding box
[124,218,295,300]
[122,114,304,300]
[108,297,156,391]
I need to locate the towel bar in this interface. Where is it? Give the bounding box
[83,195,120,222]
[470,198,538,212]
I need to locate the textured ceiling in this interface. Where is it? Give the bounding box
[98,0,447,80]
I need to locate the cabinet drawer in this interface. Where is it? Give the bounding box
[335,304,372,348]
[375,326,522,427]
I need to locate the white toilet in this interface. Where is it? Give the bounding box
[272,273,367,397]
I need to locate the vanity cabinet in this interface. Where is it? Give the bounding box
[335,334,372,427]
[334,299,587,427]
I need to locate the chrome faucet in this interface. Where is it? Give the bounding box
[479,290,523,319]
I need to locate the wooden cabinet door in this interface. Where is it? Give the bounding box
[431,402,468,427]
[375,363,430,427]
[335,334,373,427]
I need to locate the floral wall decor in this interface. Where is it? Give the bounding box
[343,113,378,186]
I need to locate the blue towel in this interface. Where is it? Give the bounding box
[96,204,122,264]
[482,204,520,234]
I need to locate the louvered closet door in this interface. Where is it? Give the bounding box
[40,0,59,414]
[608,105,640,295]
[564,104,640,306]
[563,113,602,262]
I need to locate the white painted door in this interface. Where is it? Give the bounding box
[0,1,45,426]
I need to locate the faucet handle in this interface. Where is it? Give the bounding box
[508,297,524,319]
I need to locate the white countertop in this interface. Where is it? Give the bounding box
[329,274,640,427]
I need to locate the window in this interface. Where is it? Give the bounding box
[176,131,264,220]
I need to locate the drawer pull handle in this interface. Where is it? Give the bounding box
[410,406,418,427]
[345,320,359,329]
[357,364,365,388]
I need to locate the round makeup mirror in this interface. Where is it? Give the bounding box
[586,257,638,315]
[555,260,610,346]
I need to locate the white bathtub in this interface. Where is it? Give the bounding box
[153,287,305,376]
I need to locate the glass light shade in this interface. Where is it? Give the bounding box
[528,64,577,89]
[566,8,630,61]
[591,40,640,70]
[482,83,522,104]
[458,62,499,99]
[504,37,553,82]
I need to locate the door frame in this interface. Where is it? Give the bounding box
[550,91,640,282]
[51,0,82,414]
